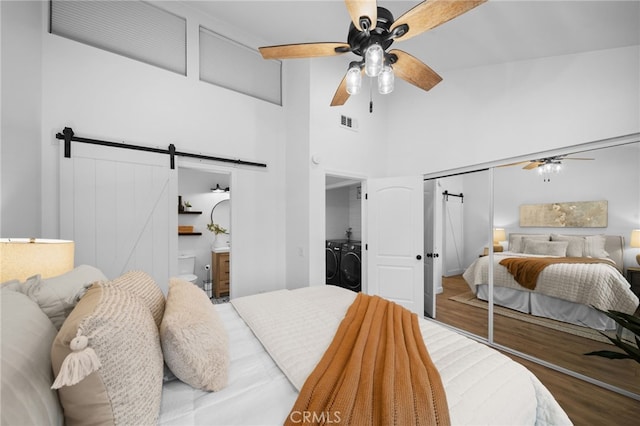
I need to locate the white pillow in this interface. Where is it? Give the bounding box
[26,265,108,329]
[583,235,609,258]
[160,278,229,391]
[550,234,586,257]
[522,240,568,257]
[1,289,64,426]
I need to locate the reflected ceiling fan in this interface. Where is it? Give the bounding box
[258,0,486,107]
[500,155,595,182]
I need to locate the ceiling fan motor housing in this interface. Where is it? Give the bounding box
[347,7,395,57]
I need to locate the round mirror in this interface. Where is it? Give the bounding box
[210,198,230,235]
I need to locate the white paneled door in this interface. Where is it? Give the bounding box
[366,176,424,316]
[60,143,177,291]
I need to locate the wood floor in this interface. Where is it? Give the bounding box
[435,275,640,425]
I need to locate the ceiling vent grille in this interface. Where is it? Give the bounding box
[340,115,358,131]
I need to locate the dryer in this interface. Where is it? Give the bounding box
[325,240,345,286]
[340,241,361,292]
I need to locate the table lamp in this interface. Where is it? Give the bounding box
[0,238,74,282]
[631,230,640,266]
[493,228,507,244]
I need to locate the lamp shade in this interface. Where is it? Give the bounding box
[493,228,507,243]
[0,238,74,282]
[630,229,640,248]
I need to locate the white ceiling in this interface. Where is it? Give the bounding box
[182,0,640,72]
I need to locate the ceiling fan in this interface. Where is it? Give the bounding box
[258,0,487,107]
[500,155,595,182]
[502,155,595,171]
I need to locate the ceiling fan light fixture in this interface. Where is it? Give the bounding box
[364,43,384,77]
[346,65,362,95]
[378,65,394,94]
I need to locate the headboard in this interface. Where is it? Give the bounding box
[507,233,624,271]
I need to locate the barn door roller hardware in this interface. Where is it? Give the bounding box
[56,127,267,170]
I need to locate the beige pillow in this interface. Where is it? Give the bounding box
[110,270,165,328]
[523,240,568,257]
[550,234,586,257]
[509,234,550,252]
[583,234,609,258]
[26,265,108,329]
[51,283,163,426]
[161,278,229,391]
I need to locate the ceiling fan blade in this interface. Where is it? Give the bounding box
[330,71,352,107]
[345,0,378,31]
[524,162,542,170]
[391,0,486,42]
[497,160,530,168]
[259,42,350,59]
[389,49,442,92]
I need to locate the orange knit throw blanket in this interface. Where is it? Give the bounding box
[499,256,616,290]
[285,293,450,426]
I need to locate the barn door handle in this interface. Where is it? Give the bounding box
[416,255,422,260]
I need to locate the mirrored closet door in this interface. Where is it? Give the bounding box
[491,140,640,396]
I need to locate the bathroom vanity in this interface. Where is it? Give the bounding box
[211,249,230,298]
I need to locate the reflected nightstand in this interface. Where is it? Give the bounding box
[626,267,640,297]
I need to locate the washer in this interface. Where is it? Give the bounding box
[340,241,361,292]
[325,240,344,286]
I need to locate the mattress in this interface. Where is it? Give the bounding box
[160,286,571,425]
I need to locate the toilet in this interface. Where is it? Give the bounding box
[177,255,198,284]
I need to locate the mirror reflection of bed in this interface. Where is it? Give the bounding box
[433,140,640,397]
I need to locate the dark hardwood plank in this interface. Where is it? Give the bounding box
[435,275,640,424]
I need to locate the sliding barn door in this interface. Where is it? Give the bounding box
[60,143,177,290]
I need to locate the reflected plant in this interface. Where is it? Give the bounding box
[207,223,228,235]
[584,308,640,364]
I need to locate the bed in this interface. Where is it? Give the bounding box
[463,233,639,330]
[1,266,572,425]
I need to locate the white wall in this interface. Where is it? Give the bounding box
[5,1,287,297]
[0,1,42,237]
[386,45,640,176]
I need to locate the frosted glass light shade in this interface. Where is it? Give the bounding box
[346,66,362,95]
[0,238,74,282]
[364,44,383,77]
[378,65,394,94]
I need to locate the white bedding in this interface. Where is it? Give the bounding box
[230,286,572,425]
[463,252,639,314]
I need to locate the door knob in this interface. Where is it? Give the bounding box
[416,255,422,260]
[434,253,439,258]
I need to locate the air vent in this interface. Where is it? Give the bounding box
[340,115,358,131]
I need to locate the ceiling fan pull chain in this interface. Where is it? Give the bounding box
[369,79,373,113]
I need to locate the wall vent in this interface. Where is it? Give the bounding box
[340,115,358,131]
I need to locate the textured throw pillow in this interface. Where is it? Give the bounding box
[583,234,609,258]
[51,283,163,426]
[110,270,165,328]
[550,234,586,257]
[26,265,108,329]
[161,278,229,391]
[522,240,569,256]
[509,234,550,253]
[1,289,64,426]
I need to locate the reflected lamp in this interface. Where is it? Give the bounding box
[630,229,640,266]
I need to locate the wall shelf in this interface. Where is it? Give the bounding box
[179,211,202,215]
[178,232,202,236]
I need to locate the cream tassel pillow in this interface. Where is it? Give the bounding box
[160,278,230,391]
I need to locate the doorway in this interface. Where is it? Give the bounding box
[325,174,363,292]
[177,166,231,294]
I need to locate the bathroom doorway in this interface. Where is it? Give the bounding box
[177,166,231,292]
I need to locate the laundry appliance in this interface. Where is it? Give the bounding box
[340,241,361,292]
[325,240,345,286]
